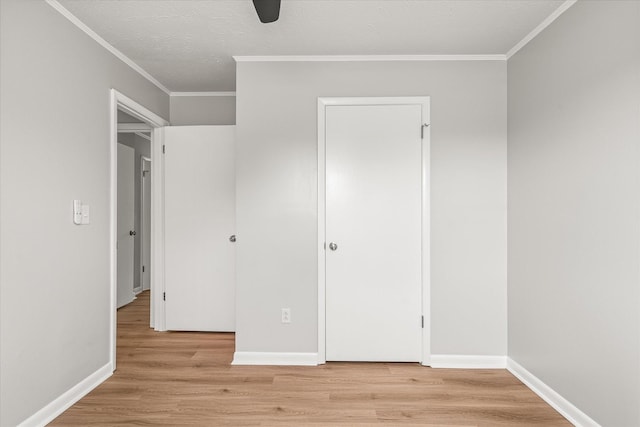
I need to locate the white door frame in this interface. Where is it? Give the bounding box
[317,96,431,366]
[110,89,169,370]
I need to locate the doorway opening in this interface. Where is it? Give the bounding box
[116,111,150,308]
[110,89,169,370]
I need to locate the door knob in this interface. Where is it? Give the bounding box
[329,242,338,251]
[229,235,236,243]
[129,230,136,236]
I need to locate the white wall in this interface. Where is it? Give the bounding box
[507,1,640,425]
[0,1,169,425]
[170,95,236,125]
[235,60,507,357]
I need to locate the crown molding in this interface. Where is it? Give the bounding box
[233,54,506,62]
[45,0,171,95]
[506,0,578,59]
[170,92,236,97]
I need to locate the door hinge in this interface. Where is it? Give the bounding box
[421,123,430,140]
[162,145,166,154]
[163,292,166,301]
[421,316,424,328]
[142,265,145,273]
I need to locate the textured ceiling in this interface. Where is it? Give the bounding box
[56,0,566,92]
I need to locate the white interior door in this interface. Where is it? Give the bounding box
[164,126,236,332]
[117,143,136,309]
[141,158,151,291]
[325,103,423,362]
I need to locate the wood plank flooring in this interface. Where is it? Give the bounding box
[51,292,569,426]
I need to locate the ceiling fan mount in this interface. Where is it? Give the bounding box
[252,0,281,23]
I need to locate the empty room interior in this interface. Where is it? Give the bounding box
[1,0,639,426]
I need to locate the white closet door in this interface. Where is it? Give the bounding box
[325,104,422,362]
[164,126,235,332]
[117,143,136,308]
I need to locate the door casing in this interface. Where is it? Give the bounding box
[110,89,169,370]
[317,96,431,366]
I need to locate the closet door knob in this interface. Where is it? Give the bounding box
[329,242,338,251]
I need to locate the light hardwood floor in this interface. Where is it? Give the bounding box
[51,292,569,426]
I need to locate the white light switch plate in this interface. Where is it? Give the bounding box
[281,308,291,324]
[73,200,82,225]
[81,204,90,225]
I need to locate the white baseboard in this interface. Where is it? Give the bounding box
[430,354,507,369]
[18,362,112,427]
[507,358,600,427]
[117,294,136,309]
[232,352,318,366]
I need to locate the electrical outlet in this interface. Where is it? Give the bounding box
[281,308,291,324]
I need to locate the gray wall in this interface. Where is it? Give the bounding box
[507,1,640,425]
[0,1,169,425]
[117,133,151,290]
[170,95,236,125]
[235,60,507,356]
